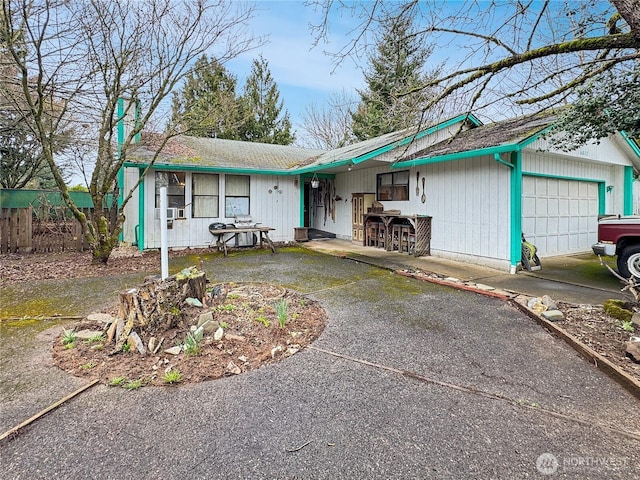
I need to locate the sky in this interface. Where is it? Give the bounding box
[222,0,366,145]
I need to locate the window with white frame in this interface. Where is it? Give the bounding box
[155,171,185,208]
[192,173,219,217]
[225,175,250,217]
[377,170,409,201]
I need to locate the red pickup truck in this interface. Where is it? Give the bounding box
[592,215,640,278]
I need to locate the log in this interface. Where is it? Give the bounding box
[114,267,207,349]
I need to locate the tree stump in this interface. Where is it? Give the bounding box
[113,267,207,350]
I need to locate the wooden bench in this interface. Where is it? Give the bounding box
[210,227,276,256]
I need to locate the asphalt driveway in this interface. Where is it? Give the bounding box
[1,248,639,479]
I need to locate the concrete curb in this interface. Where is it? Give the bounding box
[321,250,640,401]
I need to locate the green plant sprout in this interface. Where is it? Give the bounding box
[184,329,204,356]
[274,299,289,328]
[61,328,76,345]
[255,315,270,328]
[87,333,105,343]
[109,376,127,386]
[124,379,144,390]
[80,362,97,369]
[163,369,183,384]
[622,320,634,332]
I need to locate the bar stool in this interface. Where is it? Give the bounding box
[378,224,387,249]
[366,222,379,247]
[392,224,402,251]
[399,226,411,252]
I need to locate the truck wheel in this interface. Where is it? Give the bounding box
[617,245,640,279]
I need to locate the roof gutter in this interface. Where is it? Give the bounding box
[123,161,337,178]
[392,143,518,168]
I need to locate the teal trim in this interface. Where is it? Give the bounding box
[523,171,603,184]
[518,125,554,148]
[523,171,606,215]
[494,153,513,169]
[621,131,640,159]
[124,161,300,177]
[300,172,335,180]
[510,151,523,270]
[624,165,633,215]
[294,159,353,175]
[299,177,304,227]
[598,183,605,215]
[394,143,517,168]
[117,98,125,158]
[117,167,124,242]
[134,100,141,144]
[353,113,481,164]
[137,168,145,251]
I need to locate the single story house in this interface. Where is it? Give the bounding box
[120,111,640,273]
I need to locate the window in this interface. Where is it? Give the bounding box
[192,173,219,218]
[377,171,409,201]
[155,171,185,208]
[225,175,250,217]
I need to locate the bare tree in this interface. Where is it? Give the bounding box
[300,89,356,149]
[308,0,640,121]
[1,0,260,263]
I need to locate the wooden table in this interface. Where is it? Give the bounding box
[210,227,276,256]
[363,213,432,257]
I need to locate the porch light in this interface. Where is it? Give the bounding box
[311,173,320,189]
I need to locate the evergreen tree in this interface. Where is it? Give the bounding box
[239,56,295,145]
[351,8,436,141]
[170,55,242,139]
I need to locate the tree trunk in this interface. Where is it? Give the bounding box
[113,268,207,350]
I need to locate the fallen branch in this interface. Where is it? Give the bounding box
[0,379,99,444]
[597,255,640,303]
[286,440,313,452]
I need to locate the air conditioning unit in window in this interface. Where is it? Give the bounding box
[177,208,185,218]
[155,208,178,220]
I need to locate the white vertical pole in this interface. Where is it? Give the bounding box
[159,186,169,279]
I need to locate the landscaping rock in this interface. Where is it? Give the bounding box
[214,327,224,341]
[186,297,203,307]
[632,312,640,330]
[106,320,118,343]
[527,297,547,314]
[164,346,182,355]
[75,329,103,340]
[541,310,564,322]
[127,331,146,355]
[474,283,495,291]
[225,360,241,375]
[87,313,115,324]
[541,295,558,311]
[148,337,157,353]
[626,337,640,363]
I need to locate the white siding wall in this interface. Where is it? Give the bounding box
[142,170,299,249]
[523,150,623,214]
[426,156,511,268]
[122,167,140,245]
[527,134,632,167]
[315,156,512,269]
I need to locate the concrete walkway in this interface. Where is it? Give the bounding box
[1,248,638,479]
[303,238,624,305]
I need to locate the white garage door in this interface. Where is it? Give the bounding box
[522,177,599,256]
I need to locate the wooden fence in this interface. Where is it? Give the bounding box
[0,207,93,254]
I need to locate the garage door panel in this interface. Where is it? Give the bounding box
[522,177,598,256]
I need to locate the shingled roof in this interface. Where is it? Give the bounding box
[403,111,556,161]
[128,135,324,172]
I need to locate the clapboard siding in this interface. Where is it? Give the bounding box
[142,170,299,249]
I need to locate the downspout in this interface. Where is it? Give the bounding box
[624,166,633,215]
[493,153,520,274]
[509,151,523,274]
[299,175,305,227]
[137,167,145,251]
